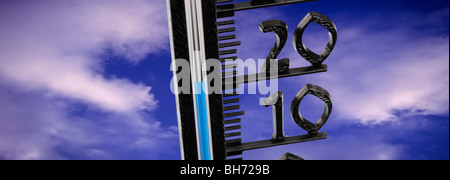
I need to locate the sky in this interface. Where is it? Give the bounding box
[0,0,448,160]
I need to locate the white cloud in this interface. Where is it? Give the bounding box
[233,7,449,125]
[233,7,448,160]
[0,88,67,160]
[243,134,404,160]
[0,0,176,159]
[0,0,168,113]
[286,8,450,124]
[0,82,179,160]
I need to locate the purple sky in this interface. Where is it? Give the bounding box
[0,0,448,160]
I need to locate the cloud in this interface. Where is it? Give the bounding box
[232,5,448,160]
[242,113,449,160]
[243,133,404,160]
[0,0,168,113]
[283,7,450,124]
[0,0,176,159]
[233,6,448,125]
[0,83,179,160]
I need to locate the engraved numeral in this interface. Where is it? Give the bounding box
[259,20,290,74]
[261,11,337,69]
[293,11,337,68]
[290,84,333,136]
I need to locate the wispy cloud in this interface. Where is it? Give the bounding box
[233,5,449,159]
[0,0,168,113]
[0,0,175,159]
[243,132,405,160]
[0,83,179,160]
[301,7,450,124]
[234,6,449,124]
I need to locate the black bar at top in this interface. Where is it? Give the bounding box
[217,0,318,12]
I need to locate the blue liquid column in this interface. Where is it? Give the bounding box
[194,81,212,160]
[185,0,213,160]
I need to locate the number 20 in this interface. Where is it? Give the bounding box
[259,11,338,72]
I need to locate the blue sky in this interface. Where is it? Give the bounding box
[0,0,448,160]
